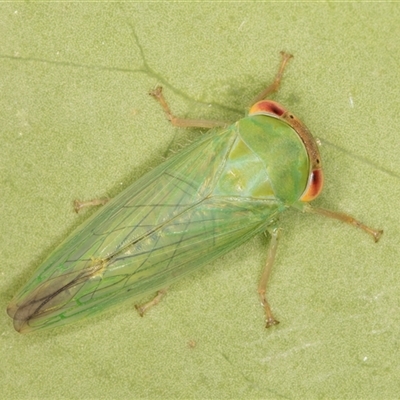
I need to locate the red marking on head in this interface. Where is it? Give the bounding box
[300,169,324,202]
[249,100,287,117]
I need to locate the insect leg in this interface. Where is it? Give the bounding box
[150,86,229,129]
[258,227,280,328]
[135,288,168,317]
[251,51,293,105]
[73,198,109,213]
[304,205,383,243]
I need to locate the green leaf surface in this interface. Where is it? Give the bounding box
[1,3,399,399]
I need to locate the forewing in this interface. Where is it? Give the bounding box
[9,127,280,332]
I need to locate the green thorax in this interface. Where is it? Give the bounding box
[213,114,309,205]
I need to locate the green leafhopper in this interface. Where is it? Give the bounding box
[7,53,383,334]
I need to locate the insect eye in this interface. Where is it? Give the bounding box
[300,169,324,202]
[249,100,287,117]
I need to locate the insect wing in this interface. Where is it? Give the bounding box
[8,126,280,332]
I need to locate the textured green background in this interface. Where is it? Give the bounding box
[1,2,399,399]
